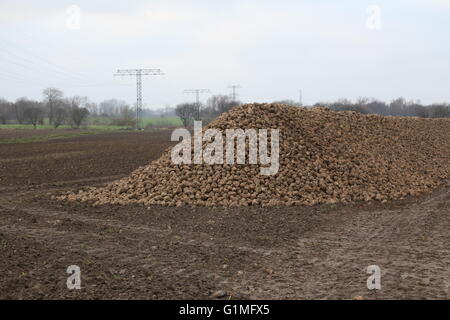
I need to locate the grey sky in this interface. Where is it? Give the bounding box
[0,0,449,108]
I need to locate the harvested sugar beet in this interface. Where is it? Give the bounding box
[59,103,450,207]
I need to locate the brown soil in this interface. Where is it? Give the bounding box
[1,129,449,299]
[0,129,57,140]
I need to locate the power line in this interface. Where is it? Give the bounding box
[8,27,96,69]
[184,89,210,120]
[114,68,164,130]
[0,35,90,81]
[0,36,128,88]
[0,72,44,87]
[0,56,133,88]
[0,53,81,85]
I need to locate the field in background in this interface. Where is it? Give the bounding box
[0,124,124,130]
[0,130,104,144]
[0,116,183,131]
[0,117,183,143]
[141,116,182,127]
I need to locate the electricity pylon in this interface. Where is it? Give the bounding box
[228,85,241,101]
[184,89,210,120]
[114,68,164,130]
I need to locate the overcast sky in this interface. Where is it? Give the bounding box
[0,0,449,107]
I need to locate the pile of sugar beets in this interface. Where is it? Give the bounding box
[59,103,450,207]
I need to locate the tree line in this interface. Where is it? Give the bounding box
[175,94,241,127]
[313,97,450,118]
[2,91,449,130]
[174,96,450,128]
[0,88,142,128]
[0,88,182,129]
[0,88,91,129]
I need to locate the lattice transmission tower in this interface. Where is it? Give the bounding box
[228,85,241,101]
[114,68,164,130]
[184,89,210,120]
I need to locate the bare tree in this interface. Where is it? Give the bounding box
[99,99,128,117]
[68,96,90,129]
[207,95,239,115]
[53,107,68,129]
[24,105,44,129]
[429,104,450,118]
[85,102,99,116]
[0,98,12,124]
[320,97,450,118]
[70,107,89,129]
[389,97,407,116]
[175,103,196,127]
[199,95,241,122]
[14,97,30,124]
[111,105,136,127]
[43,87,63,125]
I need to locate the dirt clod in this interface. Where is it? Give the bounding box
[210,290,228,299]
